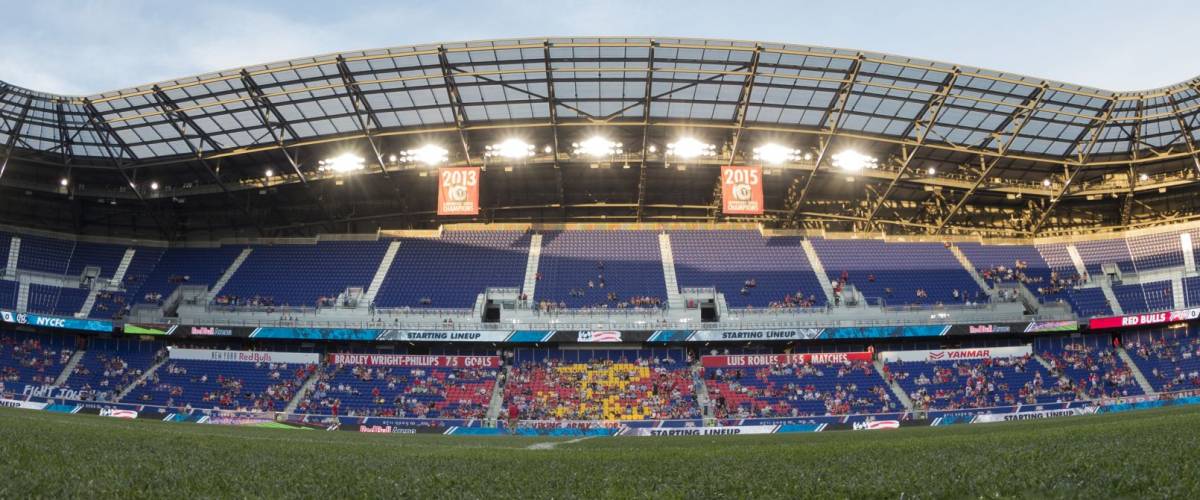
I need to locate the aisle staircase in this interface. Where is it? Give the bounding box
[284,368,324,414]
[949,245,994,297]
[800,240,836,305]
[658,233,684,310]
[116,355,170,402]
[363,241,401,306]
[874,360,913,411]
[5,237,20,276]
[205,248,253,302]
[1116,347,1156,395]
[16,280,29,312]
[521,234,543,300]
[53,349,86,387]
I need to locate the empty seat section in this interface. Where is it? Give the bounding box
[373,231,530,308]
[670,230,825,308]
[1074,239,1134,275]
[1186,276,1200,307]
[219,241,389,307]
[138,246,243,303]
[26,283,89,316]
[536,230,666,308]
[64,241,128,277]
[0,281,15,310]
[1127,231,1184,271]
[16,235,74,275]
[91,247,165,319]
[809,238,982,305]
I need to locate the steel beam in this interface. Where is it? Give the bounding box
[1031,98,1118,233]
[239,70,309,184]
[725,45,762,166]
[788,56,865,219]
[335,56,391,179]
[0,100,31,181]
[863,69,960,226]
[544,42,566,214]
[437,46,474,166]
[933,84,1049,233]
[80,100,173,239]
[1165,91,1200,176]
[636,42,656,221]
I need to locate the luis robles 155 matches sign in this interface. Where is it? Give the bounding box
[721,165,763,215]
[437,166,480,216]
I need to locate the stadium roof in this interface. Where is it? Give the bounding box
[1,37,1199,240]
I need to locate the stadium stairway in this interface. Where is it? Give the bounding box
[1066,245,1089,277]
[521,234,543,300]
[1173,277,1185,309]
[362,240,401,306]
[205,247,252,302]
[5,236,19,276]
[949,245,994,298]
[77,288,99,318]
[485,365,510,424]
[284,368,324,415]
[658,234,684,310]
[800,239,836,304]
[116,354,169,402]
[1184,232,1197,273]
[53,349,86,387]
[16,280,29,311]
[1116,346,1156,395]
[1100,282,1124,315]
[691,362,712,418]
[111,248,136,283]
[874,360,914,411]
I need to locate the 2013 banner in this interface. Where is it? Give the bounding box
[437,166,480,215]
[720,165,763,215]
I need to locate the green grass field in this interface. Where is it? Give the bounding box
[1,406,1198,498]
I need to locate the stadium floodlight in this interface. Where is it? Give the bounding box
[388,154,398,163]
[150,181,159,191]
[59,178,68,187]
[485,139,535,159]
[543,145,553,154]
[319,153,367,173]
[927,167,937,176]
[1139,173,1149,181]
[831,150,877,173]
[666,137,715,159]
[648,145,658,153]
[752,143,801,165]
[573,136,622,157]
[1043,178,1052,187]
[265,169,274,178]
[399,144,449,166]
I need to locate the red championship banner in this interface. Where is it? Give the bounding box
[328,353,500,368]
[701,352,872,368]
[721,165,764,215]
[437,166,480,215]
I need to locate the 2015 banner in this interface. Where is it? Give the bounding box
[437,166,480,216]
[327,353,500,368]
[701,352,872,368]
[720,165,763,215]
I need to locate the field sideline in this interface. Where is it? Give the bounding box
[1,406,1198,498]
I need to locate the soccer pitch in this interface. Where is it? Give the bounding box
[1,406,1197,498]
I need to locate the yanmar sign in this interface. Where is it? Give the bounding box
[1088,307,1200,330]
[879,345,1031,363]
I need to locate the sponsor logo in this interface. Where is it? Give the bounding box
[190,326,234,336]
[853,420,900,430]
[99,408,138,419]
[359,425,417,434]
[578,331,622,343]
[32,316,66,328]
[0,311,11,322]
[967,324,1011,334]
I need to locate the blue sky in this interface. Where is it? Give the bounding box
[2,0,1197,95]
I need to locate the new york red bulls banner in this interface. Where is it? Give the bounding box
[721,165,763,215]
[437,166,480,215]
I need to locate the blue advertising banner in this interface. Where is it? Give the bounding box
[0,310,113,333]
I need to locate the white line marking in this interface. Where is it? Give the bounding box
[525,436,594,450]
